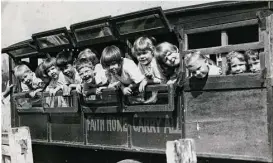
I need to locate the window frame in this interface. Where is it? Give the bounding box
[70,16,117,47]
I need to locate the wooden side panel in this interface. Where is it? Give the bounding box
[86,115,128,147]
[50,114,83,143]
[131,114,181,150]
[184,89,271,161]
[19,114,48,141]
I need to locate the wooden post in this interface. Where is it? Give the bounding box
[2,127,33,163]
[166,139,197,163]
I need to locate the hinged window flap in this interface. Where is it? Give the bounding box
[32,27,73,52]
[1,39,39,59]
[111,7,172,38]
[70,16,116,47]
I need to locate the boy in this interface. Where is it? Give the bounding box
[56,51,81,94]
[75,59,107,96]
[14,63,45,97]
[184,50,221,78]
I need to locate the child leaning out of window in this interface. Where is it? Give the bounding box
[100,45,146,98]
[184,50,222,78]
[132,36,166,103]
[14,63,45,97]
[42,57,69,107]
[75,59,108,96]
[56,51,81,94]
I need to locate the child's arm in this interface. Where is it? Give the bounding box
[28,88,43,98]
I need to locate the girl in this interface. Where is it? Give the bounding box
[245,49,260,73]
[154,42,182,84]
[132,36,166,103]
[184,50,222,78]
[226,51,248,75]
[42,57,69,107]
[101,45,146,97]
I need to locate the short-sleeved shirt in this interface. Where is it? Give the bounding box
[108,58,145,85]
[94,64,108,86]
[138,58,166,83]
[208,64,222,76]
[21,72,44,92]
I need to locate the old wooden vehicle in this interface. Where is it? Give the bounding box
[2,1,273,162]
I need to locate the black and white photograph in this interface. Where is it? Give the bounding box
[1,1,273,163]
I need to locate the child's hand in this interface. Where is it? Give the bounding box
[139,79,148,93]
[167,79,177,85]
[153,78,162,84]
[48,88,55,96]
[122,87,132,95]
[145,72,153,79]
[95,87,107,95]
[29,91,37,98]
[76,84,82,94]
[63,85,71,96]
[108,81,121,89]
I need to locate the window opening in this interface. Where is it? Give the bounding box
[227,25,259,44]
[188,30,221,49]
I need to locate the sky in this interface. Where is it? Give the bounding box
[1,1,220,48]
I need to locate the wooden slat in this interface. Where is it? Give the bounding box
[186,41,264,55]
[184,74,265,91]
[185,19,258,34]
[123,104,170,112]
[265,15,273,85]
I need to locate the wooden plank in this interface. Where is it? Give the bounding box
[221,31,228,46]
[185,19,258,34]
[184,89,271,161]
[166,2,266,25]
[265,15,273,85]
[183,11,257,30]
[184,74,265,91]
[186,41,264,55]
[166,139,197,163]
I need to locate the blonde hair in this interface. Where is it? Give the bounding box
[154,42,178,65]
[14,64,32,80]
[132,36,155,57]
[226,51,249,74]
[78,48,99,65]
[75,59,94,73]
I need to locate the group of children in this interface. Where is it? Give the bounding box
[13,36,261,106]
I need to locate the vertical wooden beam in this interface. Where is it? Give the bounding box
[265,14,273,162]
[265,15,273,85]
[166,139,197,163]
[221,31,228,75]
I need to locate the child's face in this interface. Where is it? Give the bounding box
[230,57,246,74]
[164,51,180,67]
[248,59,260,73]
[62,64,75,78]
[136,50,153,65]
[79,67,94,83]
[46,66,59,79]
[106,63,121,75]
[187,58,209,79]
[20,71,33,85]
